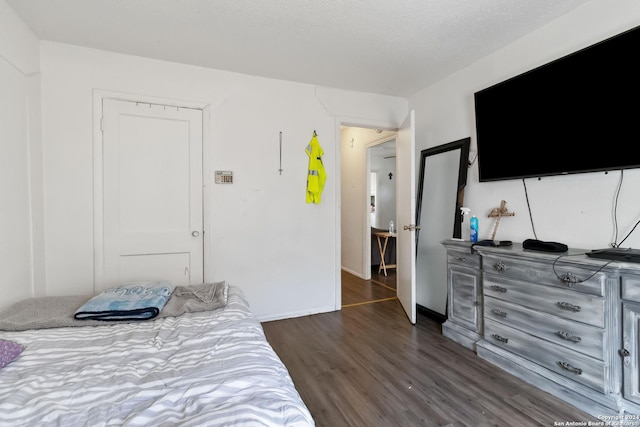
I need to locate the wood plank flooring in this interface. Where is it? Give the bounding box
[261,271,599,427]
[341,269,396,307]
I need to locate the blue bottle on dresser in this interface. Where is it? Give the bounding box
[470,215,478,243]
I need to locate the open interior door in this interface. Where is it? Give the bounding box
[396,110,417,324]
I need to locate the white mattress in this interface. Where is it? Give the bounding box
[0,286,314,427]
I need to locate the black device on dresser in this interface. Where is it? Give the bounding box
[587,247,640,263]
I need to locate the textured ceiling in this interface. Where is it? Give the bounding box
[7,0,591,97]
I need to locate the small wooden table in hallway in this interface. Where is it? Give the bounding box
[373,231,396,276]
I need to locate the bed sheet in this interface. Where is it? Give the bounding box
[0,286,314,427]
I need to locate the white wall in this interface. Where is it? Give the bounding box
[0,0,44,309]
[340,127,368,277]
[411,0,640,252]
[35,41,407,320]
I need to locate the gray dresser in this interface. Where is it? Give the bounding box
[442,240,640,417]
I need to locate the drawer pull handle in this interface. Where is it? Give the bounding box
[491,308,508,318]
[620,348,631,357]
[494,261,507,273]
[491,333,508,343]
[560,272,580,287]
[556,301,581,312]
[490,285,507,293]
[556,331,581,343]
[454,256,467,262]
[558,361,582,375]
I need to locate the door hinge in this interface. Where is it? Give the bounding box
[403,224,421,231]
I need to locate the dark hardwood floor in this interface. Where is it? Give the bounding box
[261,270,599,427]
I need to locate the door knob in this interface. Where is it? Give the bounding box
[192,231,200,237]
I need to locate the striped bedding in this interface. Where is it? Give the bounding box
[0,286,315,427]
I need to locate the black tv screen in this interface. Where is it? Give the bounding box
[474,25,640,182]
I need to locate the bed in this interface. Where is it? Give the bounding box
[0,282,315,427]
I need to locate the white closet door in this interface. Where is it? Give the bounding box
[100,99,203,290]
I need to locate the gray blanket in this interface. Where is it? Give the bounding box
[0,281,228,332]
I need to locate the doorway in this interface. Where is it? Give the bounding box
[340,126,397,306]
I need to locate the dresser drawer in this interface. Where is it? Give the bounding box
[484,296,605,360]
[484,319,606,393]
[483,274,605,328]
[447,250,480,269]
[482,254,606,297]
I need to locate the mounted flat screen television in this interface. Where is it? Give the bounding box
[474,25,640,182]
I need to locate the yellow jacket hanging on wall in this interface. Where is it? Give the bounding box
[305,132,326,204]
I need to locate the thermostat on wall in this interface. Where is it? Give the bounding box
[215,171,233,184]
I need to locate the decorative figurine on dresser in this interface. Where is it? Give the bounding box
[441,239,640,419]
